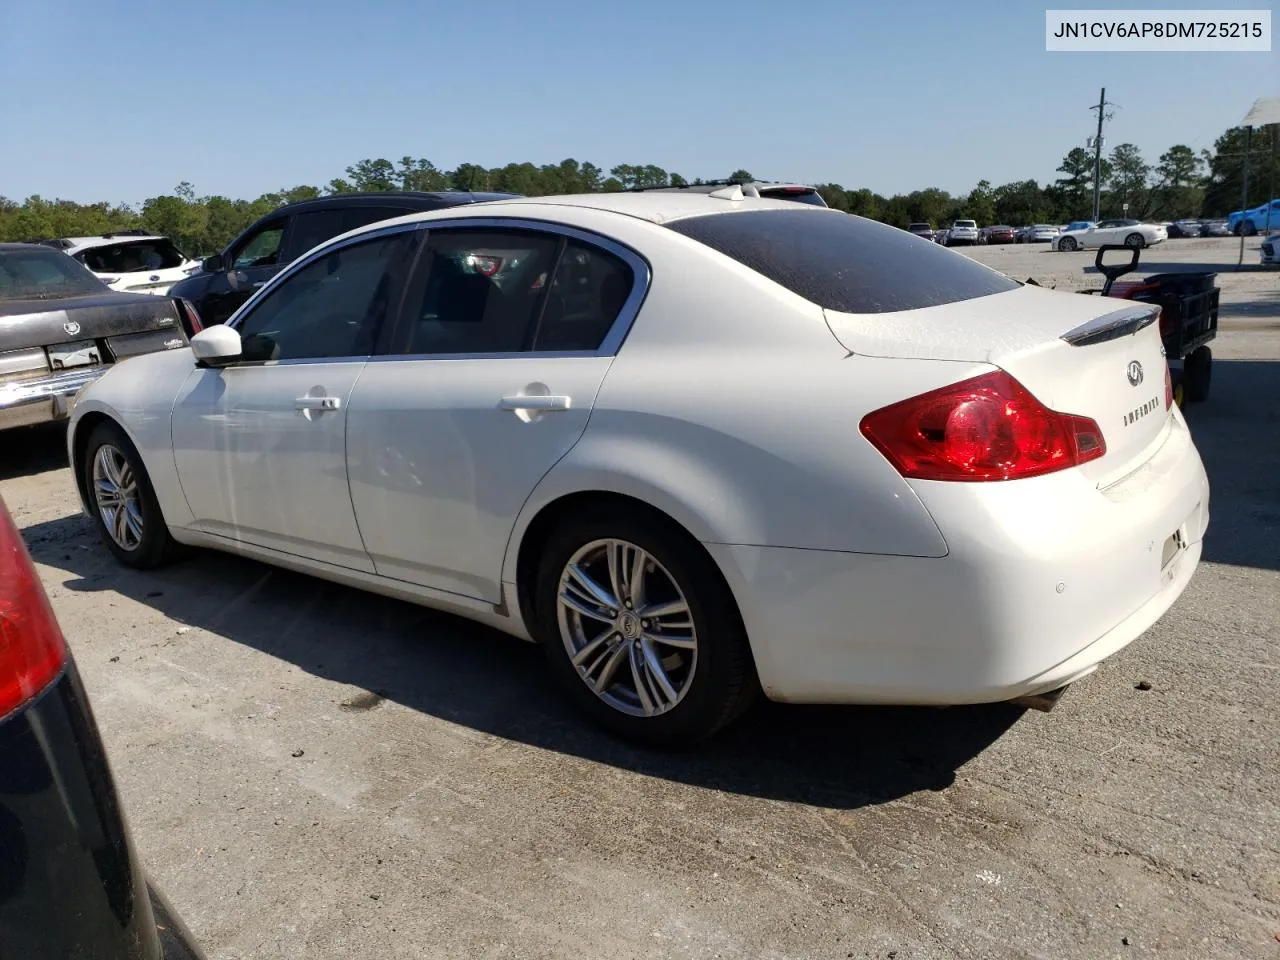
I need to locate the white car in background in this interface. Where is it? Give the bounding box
[945,219,979,246]
[1055,218,1168,251]
[42,232,201,295]
[1261,232,1280,265]
[66,191,1208,745]
[1022,224,1060,244]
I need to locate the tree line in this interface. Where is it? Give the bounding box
[1,125,1274,257]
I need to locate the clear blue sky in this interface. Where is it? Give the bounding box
[1,0,1274,205]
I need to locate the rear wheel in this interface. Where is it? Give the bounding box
[1241,220,1257,237]
[1124,233,1145,248]
[83,422,179,568]
[1059,236,1078,252]
[1182,346,1212,403]
[534,508,757,746]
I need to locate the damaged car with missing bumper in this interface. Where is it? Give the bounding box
[0,243,195,432]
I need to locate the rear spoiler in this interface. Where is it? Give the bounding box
[1061,305,1160,347]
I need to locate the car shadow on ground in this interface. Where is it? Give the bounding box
[1181,358,1280,573]
[23,513,1021,811]
[1,423,69,480]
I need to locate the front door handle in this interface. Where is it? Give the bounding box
[500,395,571,412]
[296,396,342,411]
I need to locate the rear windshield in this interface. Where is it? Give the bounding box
[0,248,105,300]
[666,209,1019,313]
[77,238,186,273]
[955,220,977,228]
[757,187,827,207]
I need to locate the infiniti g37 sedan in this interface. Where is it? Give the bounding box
[67,192,1210,745]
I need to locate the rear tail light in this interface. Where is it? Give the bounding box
[175,298,204,337]
[860,371,1106,482]
[0,500,68,719]
[470,255,503,277]
[1164,360,1174,409]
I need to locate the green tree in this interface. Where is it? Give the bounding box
[449,163,491,191]
[345,158,398,192]
[728,169,753,183]
[1055,147,1109,219]
[1106,143,1151,217]
[966,180,996,225]
[397,157,449,192]
[1153,144,1204,218]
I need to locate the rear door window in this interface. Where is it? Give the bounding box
[667,209,1018,313]
[531,240,634,352]
[390,228,563,356]
[284,210,346,261]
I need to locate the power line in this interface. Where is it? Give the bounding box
[1088,87,1117,221]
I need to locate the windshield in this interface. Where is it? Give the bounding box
[77,238,186,274]
[0,247,106,300]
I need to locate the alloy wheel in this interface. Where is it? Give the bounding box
[555,538,698,718]
[92,445,143,551]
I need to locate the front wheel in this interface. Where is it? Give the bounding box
[534,509,758,745]
[1059,236,1078,252]
[1124,233,1146,248]
[83,422,179,568]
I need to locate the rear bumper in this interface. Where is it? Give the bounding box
[709,412,1209,706]
[0,367,105,430]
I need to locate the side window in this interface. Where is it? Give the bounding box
[531,240,634,352]
[233,233,408,362]
[393,229,561,356]
[231,219,288,269]
[284,210,346,262]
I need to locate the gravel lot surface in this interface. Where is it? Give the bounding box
[3,235,1277,959]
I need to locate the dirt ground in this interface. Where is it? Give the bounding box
[3,236,1278,959]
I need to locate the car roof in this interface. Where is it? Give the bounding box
[394,190,840,225]
[0,241,73,252]
[60,234,169,252]
[269,190,519,218]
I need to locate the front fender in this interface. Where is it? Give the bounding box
[68,351,197,529]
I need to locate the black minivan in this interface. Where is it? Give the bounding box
[169,191,516,327]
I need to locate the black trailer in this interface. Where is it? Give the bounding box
[1082,244,1219,405]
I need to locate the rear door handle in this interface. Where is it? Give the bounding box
[252,280,267,288]
[296,396,342,411]
[500,395,571,411]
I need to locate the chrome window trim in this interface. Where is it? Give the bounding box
[226,216,652,363]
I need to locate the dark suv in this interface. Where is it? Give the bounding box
[169,191,516,327]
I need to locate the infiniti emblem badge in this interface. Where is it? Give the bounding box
[62,320,81,336]
[1126,360,1144,387]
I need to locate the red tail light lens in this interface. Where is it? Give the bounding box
[860,371,1106,482]
[1164,360,1174,410]
[0,500,68,719]
[470,255,503,277]
[177,298,204,337]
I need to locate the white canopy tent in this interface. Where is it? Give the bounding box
[1237,97,1280,264]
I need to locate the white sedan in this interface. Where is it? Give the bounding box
[1054,218,1168,251]
[67,191,1210,744]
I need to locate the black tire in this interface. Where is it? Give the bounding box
[1242,220,1257,237]
[1059,236,1077,252]
[533,506,758,746]
[1182,346,1212,403]
[1124,233,1145,249]
[82,421,180,568]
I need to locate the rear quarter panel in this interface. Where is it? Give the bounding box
[501,214,968,584]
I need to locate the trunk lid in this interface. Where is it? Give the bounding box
[0,291,183,354]
[826,284,1172,483]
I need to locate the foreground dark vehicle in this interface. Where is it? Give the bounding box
[0,499,205,959]
[169,190,517,326]
[0,245,191,432]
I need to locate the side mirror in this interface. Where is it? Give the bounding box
[190,325,242,367]
[201,253,226,273]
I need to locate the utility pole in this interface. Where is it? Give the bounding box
[1089,87,1115,221]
